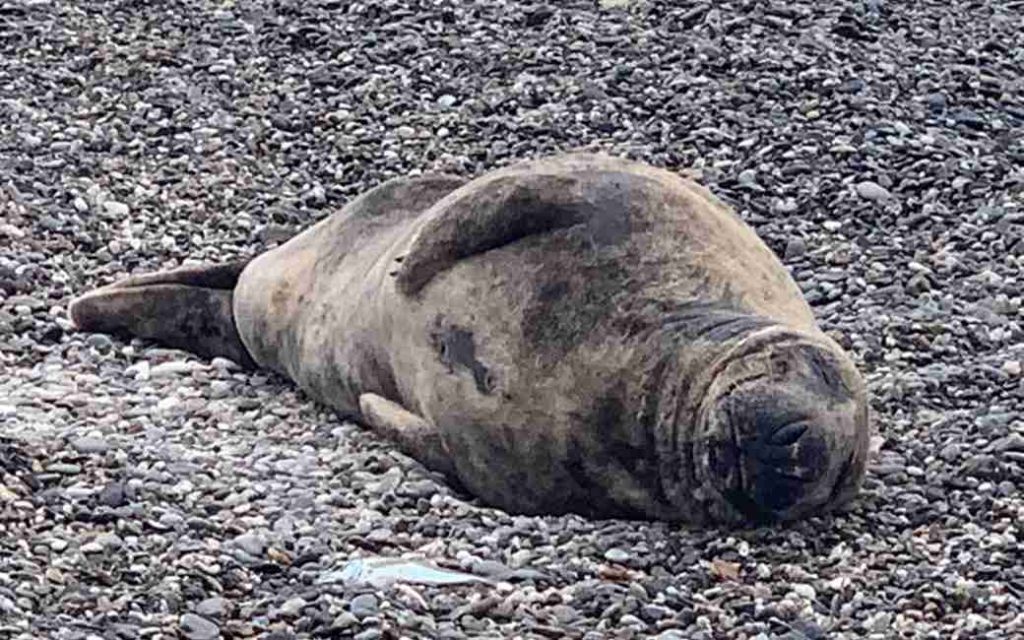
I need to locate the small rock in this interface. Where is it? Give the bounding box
[737,168,758,186]
[70,436,111,454]
[150,361,194,378]
[995,434,1024,453]
[125,361,151,380]
[48,463,81,475]
[103,201,130,217]
[855,181,892,202]
[0,224,25,239]
[349,593,378,619]
[604,548,631,563]
[784,237,807,260]
[180,613,220,640]
[210,357,241,371]
[331,612,359,630]
[209,381,233,399]
[98,481,128,508]
[195,597,227,619]
[232,532,265,557]
[86,334,114,351]
[926,93,946,113]
[1002,360,1021,377]
[279,596,306,617]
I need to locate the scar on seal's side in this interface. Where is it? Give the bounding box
[70,153,871,526]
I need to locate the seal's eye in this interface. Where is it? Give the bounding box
[482,371,497,393]
[770,353,790,376]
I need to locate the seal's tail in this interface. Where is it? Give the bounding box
[68,261,256,368]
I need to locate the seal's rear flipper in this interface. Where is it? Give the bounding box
[69,261,256,368]
[98,260,250,291]
[358,393,456,478]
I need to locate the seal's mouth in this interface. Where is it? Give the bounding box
[691,338,868,524]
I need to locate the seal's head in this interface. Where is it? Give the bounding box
[691,332,870,524]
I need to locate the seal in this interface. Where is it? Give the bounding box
[70,154,871,525]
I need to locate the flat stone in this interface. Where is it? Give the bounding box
[279,596,306,617]
[349,593,378,619]
[103,201,130,217]
[855,181,892,202]
[195,597,228,619]
[70,436,111,454]
[150,361,195,377]
[232,532,265,557]
[604,548,631,563]
[180,613,220,640]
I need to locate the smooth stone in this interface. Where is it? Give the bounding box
[349,593,378,619]
[195,597,227,619]
[232,532,266,557]
[150,361,195,377]
[98,481,128,507]
[125,361,151,380]
[70,436,111,454]
[86,334,114,351]
[48,463,81,475]
[279,596,306,617]
[180,613,220,640]
[103,201,130,217]
[784,237,807,260]
[604,548,631,563]
[855,181,892,202]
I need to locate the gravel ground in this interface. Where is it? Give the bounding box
[2,0,1023,638]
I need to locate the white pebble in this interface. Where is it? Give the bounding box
[150,361,194,378]
[125,361,151,381]
[1002,360,1022,377]
[855,181,892,202]
[103,201,130,217]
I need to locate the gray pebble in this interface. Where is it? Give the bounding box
[232,532,266,557]
[195,597,227,619]
[349,593,379,619]
[855,181,892,202]
[784,237,807,260]
[604,548,631,563]
[179,613,220,640]
[70,436,111,454]
[102,201,129,217]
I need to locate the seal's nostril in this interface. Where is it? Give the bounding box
[768,421,807,446]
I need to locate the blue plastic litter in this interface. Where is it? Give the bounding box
[318,557,490,588]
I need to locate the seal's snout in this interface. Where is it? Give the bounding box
[706,398,835,521]
[697,340,869,524]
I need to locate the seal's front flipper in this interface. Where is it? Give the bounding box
[358,393,456,478]
[69,262,255,368]
[394,154,649,295]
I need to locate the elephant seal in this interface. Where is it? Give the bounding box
[70,154,870,525]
